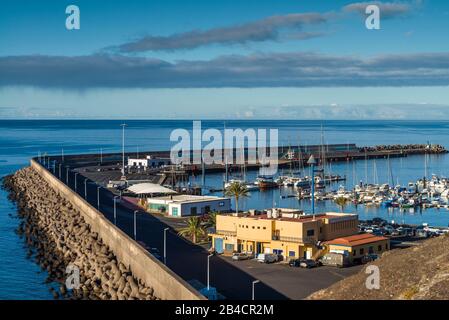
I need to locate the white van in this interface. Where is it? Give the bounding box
[257,253,278,264]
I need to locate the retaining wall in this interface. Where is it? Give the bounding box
[30,159,205,300]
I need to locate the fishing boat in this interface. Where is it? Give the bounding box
[255,176,278,189]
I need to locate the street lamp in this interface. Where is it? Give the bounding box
[207,254,213,291]
[113,196,119,225]
[74,173,79,192]
[252,280,260,300]
[58,164,62,179]
[134,210,139,240]
[66,166,70,185]
[84,179,88,199]
[97,186,101,209]
[307,155,317,219]
[120,123,127,178]
[164,227,169,265]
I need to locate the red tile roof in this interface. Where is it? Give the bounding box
[325,233,388,247]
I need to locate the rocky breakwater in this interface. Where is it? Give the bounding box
[2,166,157,300]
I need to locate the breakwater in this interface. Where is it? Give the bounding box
[3,160,204,300]
[3,167,156,299]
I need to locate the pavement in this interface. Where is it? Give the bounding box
[53,161,361,300]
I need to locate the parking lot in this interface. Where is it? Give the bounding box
[218,256,364,299]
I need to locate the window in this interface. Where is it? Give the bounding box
[319,227,322,233]
[252,226,255,229]
[369,246,374,254]
[386,244,389,250]
[257,226,260,229]
[353,251,356,256]
[378,245,382,251]
[289,251,295,257]
[263,227,266,230]
[306,229,315,237]
[219,202,225,207]
[190,207,197,215]
[225,244,234,251]
[360,248,364,255]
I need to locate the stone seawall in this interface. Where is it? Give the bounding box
[4,160,204,300]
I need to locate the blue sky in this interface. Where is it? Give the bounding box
[0,0,448,119]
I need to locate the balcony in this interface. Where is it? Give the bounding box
[216,229,237,237]
[272,235,315,244]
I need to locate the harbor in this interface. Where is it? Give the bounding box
[3,120,449,300]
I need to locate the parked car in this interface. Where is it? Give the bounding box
[257,253,278,264]
[288,259,301,267]
[232,252,251,261]
[289,258,318,268]
[299,259,318,268]
[361,254,379,264]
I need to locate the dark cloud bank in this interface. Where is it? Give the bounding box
[1,52,448,89]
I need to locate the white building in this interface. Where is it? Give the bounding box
[128,155,171,168]
[147,195,231,217]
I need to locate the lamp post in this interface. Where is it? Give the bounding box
[252,280,260,300]
[113,196,119,225]
[97,186,101,209]
[164,227,169,265]
[58,164,62,179]
[307,155,317,219]
[134,210,138,240]
[120,124,127,178]
[207,254,213,291]
[66,166,70,185]
[84,179,88,199]
[74,173,79,192]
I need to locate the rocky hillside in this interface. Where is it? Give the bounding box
[308,234,449,300]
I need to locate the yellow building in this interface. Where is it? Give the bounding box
[209,209,359,260]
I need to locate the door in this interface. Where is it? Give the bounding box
[305,250,312,259]
[215,238,224,254]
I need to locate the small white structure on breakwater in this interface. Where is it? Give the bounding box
[147,194,231,217]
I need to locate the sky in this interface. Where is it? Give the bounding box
[0,0,448,119]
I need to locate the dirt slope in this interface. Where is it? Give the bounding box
[308,235,449,300]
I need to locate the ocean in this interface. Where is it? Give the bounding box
[1,119,449,299]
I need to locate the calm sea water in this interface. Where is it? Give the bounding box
[1,119,449,299]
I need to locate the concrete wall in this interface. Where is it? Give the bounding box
[30,159,205,300]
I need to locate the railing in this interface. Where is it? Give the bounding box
[272,235,315,244]
[216,229,237,237]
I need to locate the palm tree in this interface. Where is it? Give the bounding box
[225,181,250,215]
[205,211,218,230]
[334,197,349,212]
[178,216,206,243]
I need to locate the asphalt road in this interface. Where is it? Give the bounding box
[53,161,360,300]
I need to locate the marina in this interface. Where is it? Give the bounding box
[2,120,449,300]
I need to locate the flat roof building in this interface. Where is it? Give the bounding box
[325,233,389,264]
[209,210,360,260]
[146,194,231,217]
